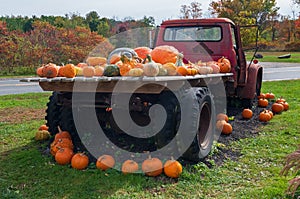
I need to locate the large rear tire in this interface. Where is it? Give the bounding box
[181,87,215,162]
[45,92,61,136]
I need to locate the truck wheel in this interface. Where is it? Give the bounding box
[181,87,215,162]
[45,92,61,136]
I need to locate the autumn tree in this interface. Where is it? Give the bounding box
[180,2,202,19]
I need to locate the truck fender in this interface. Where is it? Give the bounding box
[238,64,263,99]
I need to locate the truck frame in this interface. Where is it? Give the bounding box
[22,18,263,163]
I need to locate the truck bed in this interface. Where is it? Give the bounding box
[20,73,233,93]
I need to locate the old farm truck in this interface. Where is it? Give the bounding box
[23,18,263,163]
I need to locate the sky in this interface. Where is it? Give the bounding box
[0,0,299,25]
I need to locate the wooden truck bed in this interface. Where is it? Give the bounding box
[20,73,233,94]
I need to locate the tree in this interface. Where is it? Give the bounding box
[180,2,202,19]
[86,11,100,32]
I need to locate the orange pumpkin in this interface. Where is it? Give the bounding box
[259,110,272,122]
[55,148,74,165]
[265,92,275,100]
[36,66,44,77]
[242,108,253,119]
[280,102,289,111]
[258,98,268,107]
[186,66,198,76]
[121,160,139,174]
[71,153,89,170]
[94,66,104,76]
[119,55,133,76]
[176,66,189,76]
[42,63,59,78]
[55,127,72,141]
[221,122,232,135]
[62,64,76,78]
[271,102,284,114]
[38,124,49,131]
[77,62,88,68]
[109,54,121,64]
[216,113,229,122]
[150,45,179,64]
[134,46,152,59]
[50,138,74,156]
[217,57,231,73]
[96,155,115,171]
[163,157,183,178]
[141,155,163,177]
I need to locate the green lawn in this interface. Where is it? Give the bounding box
[246,51,300,63]
[0,80,300,198]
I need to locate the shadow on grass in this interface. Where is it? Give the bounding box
[0,140,178,199]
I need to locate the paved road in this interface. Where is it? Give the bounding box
[0,62,299,95]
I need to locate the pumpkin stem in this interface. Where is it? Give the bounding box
[57,126,62,133]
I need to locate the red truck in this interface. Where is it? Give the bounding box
[22,18,262,163]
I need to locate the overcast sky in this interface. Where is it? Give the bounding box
[0,0,299,24]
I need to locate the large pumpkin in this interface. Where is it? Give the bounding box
[71,153,89,170]
[55,148,74,165]
[134,46,152,59]
[150,45,179,64]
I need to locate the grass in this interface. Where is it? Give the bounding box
[0,81,300,199]
[246,51,300,63]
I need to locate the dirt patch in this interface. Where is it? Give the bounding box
[0,107,45,124]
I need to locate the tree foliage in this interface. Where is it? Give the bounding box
[180,2,202,19]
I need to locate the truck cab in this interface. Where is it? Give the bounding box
[154,18,263,104]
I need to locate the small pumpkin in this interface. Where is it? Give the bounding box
[121,160,139,174]
[141,155,163,177]
[257,93,266,99]
[36,66,44,77]
[35,130,50,141]
[62,64,76,78]
[259,110,272,122]
[75,66,83,76]
[276,96,286,103]
[186,66,198,76]
[50,138,74,156]
[55,148,74,165]
[265,109,274,119]
[96,155,115,171]
[38,124,49,131]
[128,68,144,77]
[162,62,177,76]
[103,65,120,77]
[157,64,168,76]
[208,62,220,74]
[163,157,183,178]
[42,63,59,78]
[258,98,268,108]
[151,45,179,64]
[119,54,133,76]
[271,102,284,114]
[77,62,88,68]
[82,66,95,77]
[221,122,232,135]
[242,108,253,119]
[94,66,104,76]
[109,54,121,64]
[216,113,229,122]
[280,101,289,111]
[134,46,152,59]
[71,153,89,170]
[217,57,231,73]
[55,126,72,141]
[265,92,275,100]
[143,55,159,77]
[197,66,213,75]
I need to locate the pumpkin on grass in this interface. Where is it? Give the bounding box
[216,113,229,122]
[122,160,139,174]
[96,155,115,171]
[272,102,284,114]
[55,148,74,165]
[259,110,272,122]
[35,130,50,141]
[38,124,48,131]
[55,126,72,141]
[50,138,74,156]
[242,108,253,119]
[141,155,163,177]
[71,153,89,170]
[163,157,183,178]
[258,98,268,107]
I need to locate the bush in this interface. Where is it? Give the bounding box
[285,42,300,51]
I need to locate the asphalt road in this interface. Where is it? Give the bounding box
[0,62,299,96]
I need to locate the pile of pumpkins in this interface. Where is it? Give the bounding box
[215,93,289,136]
[35,125,182,178]
[36,45,232,78]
